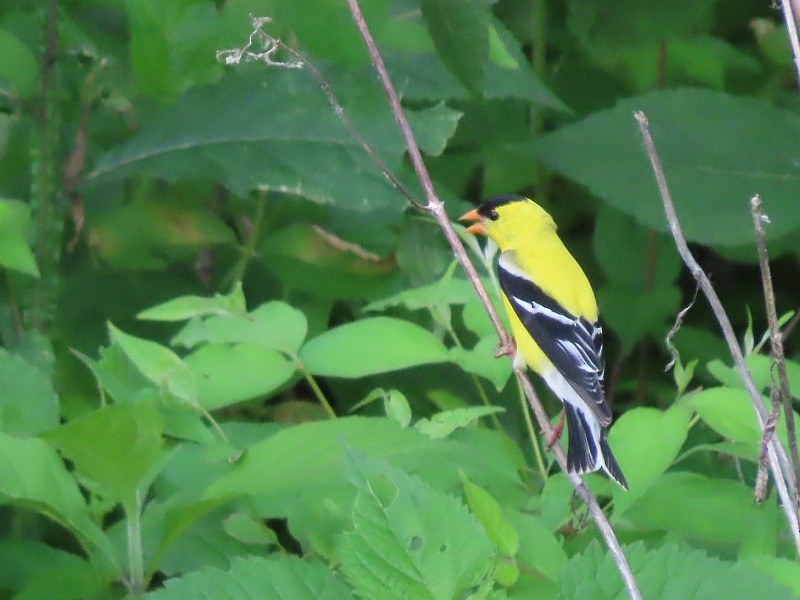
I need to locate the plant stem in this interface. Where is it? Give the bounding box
[344,2,642,597]
[634,110,800,557]
[126,489,145,596]
[517,377,548,482]
[295,358,336,419]
[749,195,800,501]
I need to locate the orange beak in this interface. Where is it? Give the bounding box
[458,208,486,235]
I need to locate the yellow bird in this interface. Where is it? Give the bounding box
[460,196,627,489]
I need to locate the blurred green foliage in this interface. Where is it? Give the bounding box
[0,0,799,597]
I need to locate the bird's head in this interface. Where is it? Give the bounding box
[459,195,556,250]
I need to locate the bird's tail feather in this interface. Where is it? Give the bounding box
[563,403,628,490]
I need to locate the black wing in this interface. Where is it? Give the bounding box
[498,253,611,426]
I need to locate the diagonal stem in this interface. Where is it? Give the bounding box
[343,1,643,598]
[634,110,800,556]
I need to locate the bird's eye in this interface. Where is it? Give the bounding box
[487,209,499,221]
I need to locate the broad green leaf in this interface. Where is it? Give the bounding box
[299,317,449,377]
[146,555,353,599]
[593,205,681,289]
[608,407,691,517]
[44,400,165,504]
[137,283,247,321]
[173,301,308,355]
[560,541,794,600]
[364,276,474,313]
[86,68,458,209]
[680,387,760,455]
[0,198,38,276]
[336,448,493,600]
[567,0,715,48]
[461,473,519,557]
[624,473,778,553]
[204,417,524,514]
[183,343,296,410]
[109,323,197,403]
[707,354,800,397]
[0,540,108,599]
[421,0,492,95]
[415,406,505,439]
[745,555,800,597]
[0,29,37,98]
[529,89,800,248]
[0,434,115,572]
[0,348,58,436]
[508,512,567,583]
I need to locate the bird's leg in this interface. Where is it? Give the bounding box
[545,410,565,449]
[495,337,517,360]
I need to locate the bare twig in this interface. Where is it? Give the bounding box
[756,387,782,503]
[783,308,800,343]
[750,194,800,497]
[343,1,642,597]
[634,110,800,556]
[780,0,800,91]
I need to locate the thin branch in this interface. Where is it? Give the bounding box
[634,110,800,556]
[780,0,800,91]
[343,1,642,597]
[750,194,800,497]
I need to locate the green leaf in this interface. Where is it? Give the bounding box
[0,434,115,572]
[679,387,760,456]
[299,317,449,377]
[415,406,505,439]
[625,473,778,552]
[146,555,353,599]
[204,417,524,515]
[364,276,474,313]
[421,0,492,95]
[384,389,413,427]
[529,89,800,248]
[108,323,197,403]
[508,512,567,583]
[0,540,108,599]
[336,447,493,600]
[183,343,296,410]
[460,473,519,557]
[745,555,800,597]
[86,68,458,209]
[0,30,37,98]
[567,0,715,49]
[608,407,691,517]
[0,348,58,436]
[222,512,278,547]
[43,400,165,504]
[0,198,38,276]
[173,301,308,355]
[560,541,794,600]
[593,205,681,289]
[137,283,247,321]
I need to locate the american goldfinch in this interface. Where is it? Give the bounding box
[460,195,627,489]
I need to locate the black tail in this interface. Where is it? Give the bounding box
[563,403,628,490]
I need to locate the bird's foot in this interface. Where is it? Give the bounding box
[545,410,565,449]
[495,338,516,359]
